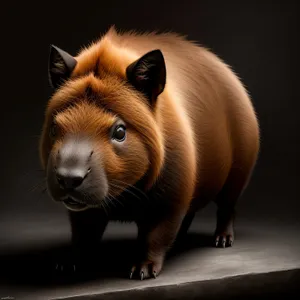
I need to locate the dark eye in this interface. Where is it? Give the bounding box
[112,125,126,142]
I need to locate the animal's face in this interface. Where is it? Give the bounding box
[39,39,166,212]
[46,100,149,211]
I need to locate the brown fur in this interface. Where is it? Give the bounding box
[39,26,260,279]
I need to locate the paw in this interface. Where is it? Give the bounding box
[51,251,81,276]
[215,232,234,248]
[129,259,163,280]
[54,261,77,274]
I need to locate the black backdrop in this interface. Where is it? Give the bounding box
[1,0,299,232]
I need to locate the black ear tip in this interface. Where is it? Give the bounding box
[49,45,58,55]
[151,49,164,57]
[148,49,165,63]
[50,44,60,52]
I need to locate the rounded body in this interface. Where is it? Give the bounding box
[40,27,260,279]
[116,31,260,212]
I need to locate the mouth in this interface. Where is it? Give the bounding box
[63,197,88,212]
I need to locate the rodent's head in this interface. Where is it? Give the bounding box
[39,37,166,212]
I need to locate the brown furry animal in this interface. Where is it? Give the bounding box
[39,26,260,280]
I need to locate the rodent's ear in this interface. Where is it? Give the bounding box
[48,45,77,89]
[126,49,166,105]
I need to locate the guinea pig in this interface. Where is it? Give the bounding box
[39,26,260,280]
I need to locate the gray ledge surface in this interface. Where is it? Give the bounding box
[0,205,299,300]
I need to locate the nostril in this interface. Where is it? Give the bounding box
[56,175,65,188]
[90,151,94,157]
[70,176,84,188]
[56,173,85,190]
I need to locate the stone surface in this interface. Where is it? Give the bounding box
[0,203,300,300]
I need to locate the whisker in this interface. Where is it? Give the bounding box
[82,191,96,205]
[90,190,109,215]
[106,193,117,209]
[112,179,149,200]
[107,191,125,208]
[28,178,47,193]
[110,181,143,202]
[81,189,109,215]
[102,198,110,215]
[21,169,45,177]
[109,182,139,200]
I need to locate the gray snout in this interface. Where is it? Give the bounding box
[55,135,93,191]
[47,134,108,208]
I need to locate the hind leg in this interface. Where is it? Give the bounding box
[214,199,236,248]
[214,107,259,248]
[214,164,254,248]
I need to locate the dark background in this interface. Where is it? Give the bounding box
[1,0,299,267]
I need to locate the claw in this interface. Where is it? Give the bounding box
[129,271,133,279]
[130,265,136,279]
[130,259,162,280]
[215,233,234,248]
[215,237,219,247]
[222,238,226,248]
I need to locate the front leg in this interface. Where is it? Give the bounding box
[130,209,185,280]
[54,208,109,273]
[69,208,109,258]
[129,119,197,280]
